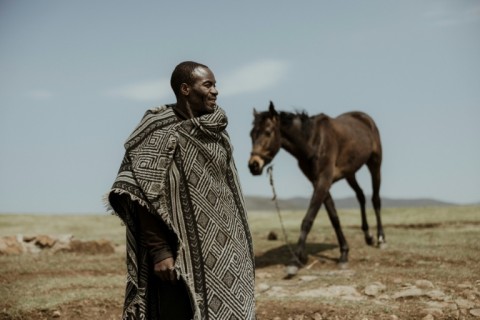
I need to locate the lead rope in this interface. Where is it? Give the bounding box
[266,165,304,268]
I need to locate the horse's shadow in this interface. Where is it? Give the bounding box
[255,242,338,268]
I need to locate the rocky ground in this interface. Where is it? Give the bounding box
[1,207,479,319]
[254,265,480,319]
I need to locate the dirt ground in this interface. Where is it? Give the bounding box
[1,207,479,319]
[4,244,479,320]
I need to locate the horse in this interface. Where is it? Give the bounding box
[248,101,385,271]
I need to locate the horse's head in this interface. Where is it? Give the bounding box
[248,101,282,175]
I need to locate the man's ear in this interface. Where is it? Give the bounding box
[180,83,190,96]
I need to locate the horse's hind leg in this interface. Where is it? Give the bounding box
[324,192,349,264]
[367,156,386,248]
[346,175,374,246]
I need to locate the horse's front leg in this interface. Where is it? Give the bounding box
[285,191,324,277]
[293,180,330,266]
[292,193,323,267]
[323,192,349,264]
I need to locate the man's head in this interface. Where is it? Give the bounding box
[170,61,208,96]
[171,61,218,116]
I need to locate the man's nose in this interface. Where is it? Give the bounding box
[211,86,218,95]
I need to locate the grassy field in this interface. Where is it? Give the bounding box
[1,206,479,319]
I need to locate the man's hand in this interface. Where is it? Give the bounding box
[153,257,177,283]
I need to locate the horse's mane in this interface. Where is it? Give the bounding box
[279,110,310,124]
[254,109,314,136]
[280,110,312,135]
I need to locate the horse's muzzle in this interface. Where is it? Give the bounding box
[248,155,265,175]
[248,161,262,175]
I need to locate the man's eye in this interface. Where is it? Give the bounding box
[206,81,217,88]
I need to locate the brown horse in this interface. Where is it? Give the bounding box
[249,101,385,270]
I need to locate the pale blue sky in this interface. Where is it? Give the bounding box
[1,1,479,213]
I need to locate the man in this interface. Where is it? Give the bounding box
[107,61,256,319]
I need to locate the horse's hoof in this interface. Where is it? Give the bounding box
[378,242,388,249]
[337,254,348,268]
[285,265,299,277]
[366,236,375,246]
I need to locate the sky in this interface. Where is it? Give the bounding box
[1,1,479,214]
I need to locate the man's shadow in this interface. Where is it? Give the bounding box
[255,242,337,268]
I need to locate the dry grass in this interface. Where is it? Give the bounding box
[1,205,479,319]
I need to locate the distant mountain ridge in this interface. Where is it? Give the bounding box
[244,195,458,211]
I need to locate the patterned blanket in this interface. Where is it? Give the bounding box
[107,105,256,320]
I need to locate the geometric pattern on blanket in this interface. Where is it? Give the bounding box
[108,105,255,320]
[173,118,256,319]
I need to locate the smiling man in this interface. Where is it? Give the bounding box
[107,61,256,319]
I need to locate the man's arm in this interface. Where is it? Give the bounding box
[136,205,177,282]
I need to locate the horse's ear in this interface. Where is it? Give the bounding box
[253,108,258,116]
[269,101,278,116]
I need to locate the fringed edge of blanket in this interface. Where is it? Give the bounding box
[104,189,203,320]
[103,189,150,215]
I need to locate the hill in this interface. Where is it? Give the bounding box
[244,195,456,211]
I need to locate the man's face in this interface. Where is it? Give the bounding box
[186,67,218,116]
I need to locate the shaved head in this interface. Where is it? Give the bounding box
[170,61,209,96]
